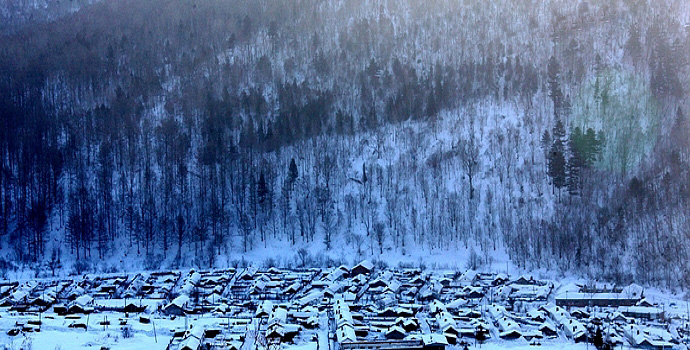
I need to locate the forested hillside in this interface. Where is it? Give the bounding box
[0,0,689,288]
[0,0,101,34]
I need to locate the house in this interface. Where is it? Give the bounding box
[283,282,301,295]
[395,317,419,332]
[341,340,426,350]
[527,310,546,322]
[496,316,522,339]
[463,286,484,299]
[459,271,479,285]
[512,275,536,285]
[300,315,319,329]
[0,282,19,298]
[202,293,223,306]
[456,308,481,319]
[637,338,675,350]
[178,326,205,350]
[619,306,665,321]
[74,294,93,306]
[68,294,94,314]
[608,311,632,324]
[556,291,640,307]
[123,301,146,313]
[297,291,323,307]
[539,322,558,337]
[621,284,644,299]
[326,268,348,282]
[256,300,274,318]
[30,294,56,308]
[9,289,29,305]
[622,324,670,349]
[437,311,460,338]
[385,326,406,340]
[492,273,508,286]
[351,260,374,277]
[163,294,190,316]
[522,330,543,341]
[266,324,286,339]
[337,324,357,343]
[562,319,588,343]
[378,307,398,318]
[570,309,589,319]
[637,298,654,307]
[420,334,448,350]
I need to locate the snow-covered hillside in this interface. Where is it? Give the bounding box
[0,0,689,291]
[0,0,101,34]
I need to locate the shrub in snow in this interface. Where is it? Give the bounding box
[373,259,388,270]
[296,247,311,267]
[121,325,133,339]
[0,257,16,279]
[144,254,162,271]
[466,249,482,271]
[71,259,92,275]
[263,257,278,269]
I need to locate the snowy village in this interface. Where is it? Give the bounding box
[1,261,688,350]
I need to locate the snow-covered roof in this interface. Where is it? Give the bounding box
[297,290,323,306]
[166,294,190,309]
[496,316,520,333]
[421,333,449,346]
[268,307,288,326]
[337,324,357,343]
[562,318,587,339]
[353,260,373,272]
[437,311,457,332]
[618,306,663,315]
[386,325,406,337]
[74,294,94,306]
[621,284,644,298]
[326,268,347,281]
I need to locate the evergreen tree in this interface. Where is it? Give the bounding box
[541,129,551,151]
[548,140,567,197]
[548,119,567,198]
[547,56,564,118]
[257,171,269,207]
[567,152,583,197]
[288,158,299,186]
[553,118,566,141]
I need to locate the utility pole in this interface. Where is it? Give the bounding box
[153,318,158,343]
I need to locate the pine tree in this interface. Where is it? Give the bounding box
[288,158,299,187]
[541,129,551,172]
[547,56,564,118]
[547,120,568,199]
[548,140,567,198]
[553,118,566,142]
[567,152,583,197]
[257,171,269,207]
[541,129,551,151]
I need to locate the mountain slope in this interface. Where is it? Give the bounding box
[0,0,689,288]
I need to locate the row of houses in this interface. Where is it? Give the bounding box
[2,262,685,350]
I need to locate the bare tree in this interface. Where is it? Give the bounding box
[457,133,480,200]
